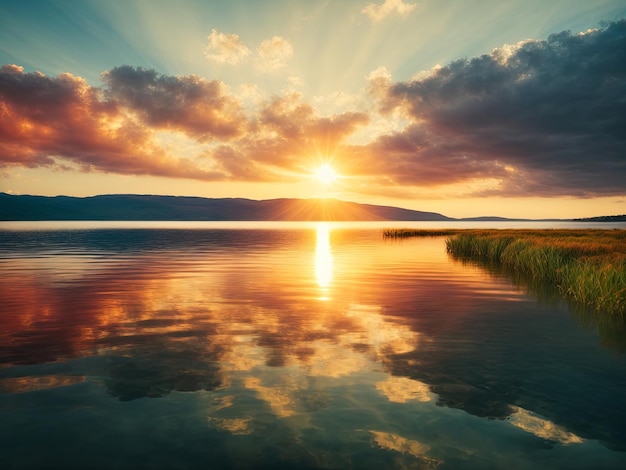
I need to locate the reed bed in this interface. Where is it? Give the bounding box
[446,230,626,316]
[385,229,626,316]
[383,228,462,238]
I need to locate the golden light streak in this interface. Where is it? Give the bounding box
[314,223,333,295]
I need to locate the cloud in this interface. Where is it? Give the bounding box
[365,19,626,197]
[2,20,624,197]
[102,65,245,139]
[256,36,293,72]
[258,93,368,142]
[0,65,368,183]
[0,64,231,179]
[204,30,293,73]
[362,0,417,22]
[213,93,369,180]
[204,29,250,64]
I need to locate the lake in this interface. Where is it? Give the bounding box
[1,221,625,469]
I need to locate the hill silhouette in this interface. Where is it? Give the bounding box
[0,193,453,221]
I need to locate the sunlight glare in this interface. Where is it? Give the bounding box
[314,164,338,185]
[314,223,333,295]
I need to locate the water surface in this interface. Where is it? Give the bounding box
[1,222,625,469]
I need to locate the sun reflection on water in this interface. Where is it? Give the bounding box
[314,223,333,297]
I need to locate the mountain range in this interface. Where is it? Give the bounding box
[0,193,623,222]
[0,193,453,221]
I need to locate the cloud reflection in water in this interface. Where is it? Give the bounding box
[0,224,621,456]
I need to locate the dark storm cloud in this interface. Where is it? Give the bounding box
[373,19,626,196]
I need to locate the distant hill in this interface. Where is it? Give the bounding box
[573,215,626,222]
[0,193,453,221]
[458,216,529,222]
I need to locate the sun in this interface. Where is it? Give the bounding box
[314,164,338,185]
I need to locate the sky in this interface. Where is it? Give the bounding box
[1,0,625,219]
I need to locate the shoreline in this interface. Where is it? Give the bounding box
[384,229,626,316]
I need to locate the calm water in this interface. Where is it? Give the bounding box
[1,222,625,469]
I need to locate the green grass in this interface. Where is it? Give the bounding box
[386,229,626,316]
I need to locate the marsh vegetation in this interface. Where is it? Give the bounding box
[385,229,626,316]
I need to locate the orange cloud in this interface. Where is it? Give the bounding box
[0,65,232,179]
[209,93,369,180]
[0,65,369,183]
[0,64,230,180]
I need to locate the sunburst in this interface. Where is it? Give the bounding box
[313,164,338,185]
